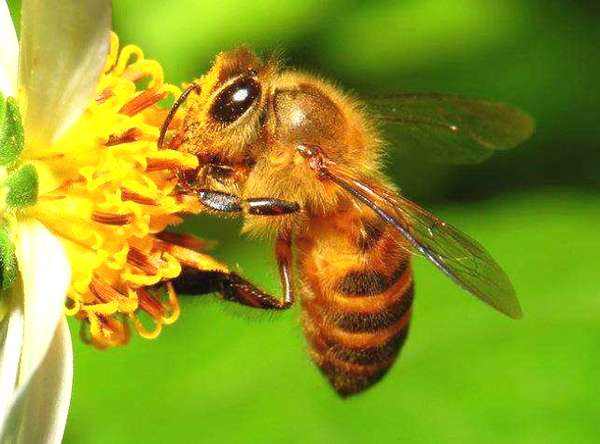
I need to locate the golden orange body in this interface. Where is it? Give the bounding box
[169,48,413,395]
[165,46,528,397]
[297,210,414,395]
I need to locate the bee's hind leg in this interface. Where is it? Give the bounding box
[173,234,295,310]
[173,270,294,310]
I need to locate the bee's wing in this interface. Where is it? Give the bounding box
[19,0,112,146]
[366,93,534,164]
[325,164,522,319]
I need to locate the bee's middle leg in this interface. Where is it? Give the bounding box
[196,189,300,216]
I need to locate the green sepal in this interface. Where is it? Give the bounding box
[0,226,18,291]
[0,94,25,166]
[5,164,39,208]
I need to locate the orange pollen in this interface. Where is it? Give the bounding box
[156,232,214,251]
[155,239,219,270]
[127,247,161,275]
[95,88,114,104]
[119,88,167,116]
[105,128,143,146]
[92,211,135,225]
[145,158,187,172]
[137,288,165,319]
[121,188,159,206]
[89,277,127,304]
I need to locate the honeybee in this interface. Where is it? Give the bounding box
[161,48,533,397]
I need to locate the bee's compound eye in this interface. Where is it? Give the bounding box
[210,77,261,124]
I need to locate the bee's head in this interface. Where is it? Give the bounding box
[177,48,278,167]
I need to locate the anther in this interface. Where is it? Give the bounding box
[155,232,212,251]
[96,88,114,104]
[127,247,161,275]
[137,288,165,320]
[119,88,167,116]
[90,278,127,303]
[105,128,143,146]
[121,188,158,206]
[92,211,135,226]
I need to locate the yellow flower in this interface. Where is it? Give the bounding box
[0,0,226,441]
[27,32,226,348]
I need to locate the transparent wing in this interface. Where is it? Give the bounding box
[392,194,521,318]
[19,0,112,146]
[367,93,534,164]
[325,164,522,319]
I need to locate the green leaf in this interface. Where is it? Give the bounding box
[0,226,17,290]
[0,94,25,166]
[7,0,21,38]
[5,164,38,208]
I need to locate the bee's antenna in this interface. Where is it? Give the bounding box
[158,83,201,149]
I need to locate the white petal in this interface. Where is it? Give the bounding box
[19,0,112,146]
[0,319,73,444]
[0,304,24,424]
[14,219,71,385]
[0,221,72,440]
[0,0,18,97]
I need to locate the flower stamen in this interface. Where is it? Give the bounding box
[156,232,214,251]
[155,240,228,273]
[119,88,167,116]
[136,288,164,319]
[96,89,114,104]
[89,277,129,307]
[145,157,190,172]
[127,246,161,275]
[91,210,135,226]
[105,128,143,146]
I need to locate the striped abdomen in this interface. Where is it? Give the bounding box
[296,211,414,397]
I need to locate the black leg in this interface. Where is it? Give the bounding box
[246,198,300,216]
[173,233,295,310]
[173,269,229,295]
[197,190,242,213]
[173,269,294,310]
[197,190,300,216]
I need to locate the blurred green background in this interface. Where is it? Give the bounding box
[11,0,600,443]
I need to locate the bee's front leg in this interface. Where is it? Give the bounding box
[197,189,300,216]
